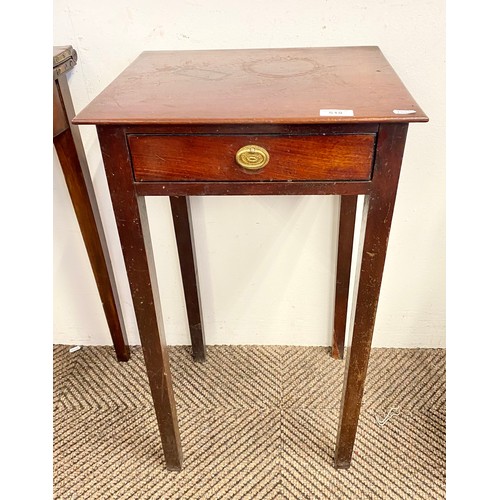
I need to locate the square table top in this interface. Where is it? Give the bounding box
[73,46,427,126]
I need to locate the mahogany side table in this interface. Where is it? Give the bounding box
[53,46,130,361]
[74,46,428,469]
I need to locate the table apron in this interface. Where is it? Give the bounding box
[134,180,371,196]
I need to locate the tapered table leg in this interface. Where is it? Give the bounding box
[332,195,357,360]
[170,196,206,362]
[53,76,129,362]
[334,123,409,468]
[97,125,183,469]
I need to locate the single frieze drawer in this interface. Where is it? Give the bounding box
[128,134,376,182]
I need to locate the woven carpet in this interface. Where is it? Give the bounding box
[53,345,445,499]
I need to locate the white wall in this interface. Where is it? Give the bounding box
[53,0,445,348]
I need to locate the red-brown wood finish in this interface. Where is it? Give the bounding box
[97,125,183,470]
[74,47,428,470]
[170,196,206,362]
[53,56,130,362]
[134,180,371,197]
[334,123,409,468]
[74,47,427,125]
[53,81,68,137]
[123,123,379,136]
[332,196,358,360]
[129,134,375,182]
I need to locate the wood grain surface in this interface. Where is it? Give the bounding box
[74,47,428,125]
[72,46,428,471]
[97,125,183,469]
[334,123,409,468]
[54,64,130,362]
[129,133,375,182]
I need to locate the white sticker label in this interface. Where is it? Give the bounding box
[320,109,354,117]
[393,109,416,115]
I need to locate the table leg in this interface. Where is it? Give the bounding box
[334,123,409,468]
[170,196,206,362]
[332,195,357,360]
[53,109,130,362]
[97,126,183,469]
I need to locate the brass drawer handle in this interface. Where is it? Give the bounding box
[235,145,270,170]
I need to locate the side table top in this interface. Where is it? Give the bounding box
[74,46,427,126]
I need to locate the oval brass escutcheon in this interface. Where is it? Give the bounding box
[235,145,270,171]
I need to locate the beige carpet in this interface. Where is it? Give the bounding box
[53,345,445,499]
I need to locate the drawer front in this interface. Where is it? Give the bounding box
[128,134,375,182]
